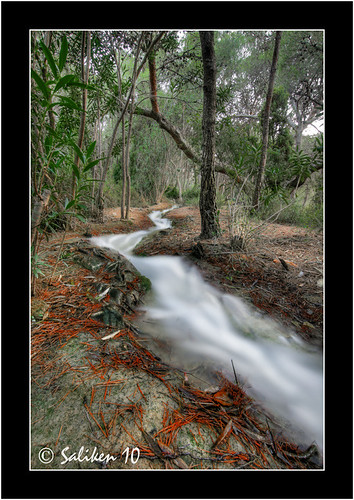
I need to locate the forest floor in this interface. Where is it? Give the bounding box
[31,203,323,471]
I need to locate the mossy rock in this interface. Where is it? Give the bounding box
[91,305,125,328]
[138,275,152,292]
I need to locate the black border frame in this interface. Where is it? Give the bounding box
[2,1,352,498]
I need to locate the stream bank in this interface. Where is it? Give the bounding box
[31,204,322,470]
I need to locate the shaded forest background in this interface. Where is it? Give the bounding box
[31,30,323,274]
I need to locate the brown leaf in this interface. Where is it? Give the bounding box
[213,388,233,406]
[172,456,189,469]
[141,430,164,459]
[211,419,233,449]
[158,442,189,469]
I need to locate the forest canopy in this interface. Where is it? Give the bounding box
[31,29,323,257]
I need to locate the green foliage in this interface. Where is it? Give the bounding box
[58,34,68,71]
[164,185,179,199]
[31,29,323,244]
[289,148,315,184]
[260,183,289,207]
[264,199,323,229]
[31,32,103,251]
[312,133,323,170]
[31,251,50,278]
[182,185,200,205]
[267,86,290,144]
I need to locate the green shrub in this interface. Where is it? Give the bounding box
[182,185,200,205]
[164,185,179,199]
[260,198,323,229]
[103,173,144,208]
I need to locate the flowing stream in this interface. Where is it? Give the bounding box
[91,207,323,451]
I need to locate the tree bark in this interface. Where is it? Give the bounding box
[31,189,51,245]
[199,31,220,239]
[121,114,126,219]
[115,49,127,220]
[124,87,136,219]
[252,31,282,211]
[91,98,102,214]
[148,53,159,114]
[72,31,90,200]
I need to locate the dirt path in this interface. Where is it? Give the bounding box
[31,204,323,470]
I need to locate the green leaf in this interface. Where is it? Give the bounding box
[44,124,63,141]
[75,214,86,223]
[58,96,83,112]
[71,164,80,180]
[39,40,58,80]
[65,199,76,210]
[59,35,68,71]
[44,134,53,154]
[54,74,75,93]
[83,159,100,172]
[31,69,50,100]
[86,141,96,158]
[66,82,96,91]
[70,142,84,163]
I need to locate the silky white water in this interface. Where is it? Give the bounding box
[91,208,323,451]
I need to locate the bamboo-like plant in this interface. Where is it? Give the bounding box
[31,33,103,292]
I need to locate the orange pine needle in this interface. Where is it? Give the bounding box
[136,383,147,401]
[84,404,108,438]
[55,424,63,446]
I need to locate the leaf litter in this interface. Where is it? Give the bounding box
[31,204,322,469]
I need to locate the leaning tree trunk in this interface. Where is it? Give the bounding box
[199,31,220,239]
[252,31,282,211]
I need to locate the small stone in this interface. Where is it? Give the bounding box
[92,305,124,328]
[109,288,124,305]
[31,298,50,321]
[191,242,205,259]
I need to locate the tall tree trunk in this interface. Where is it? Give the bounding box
[199,31,220,239]
[121,114,126,218]
[115,49,127,220]
[252,31,282,211]
[124,54,138,220]
[124,113,133,219]
[91,98,102,214]
[148,53,159,114]
[72,30,91,200]
[95,32,164,221]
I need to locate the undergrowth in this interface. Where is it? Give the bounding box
[258,199,323,229]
